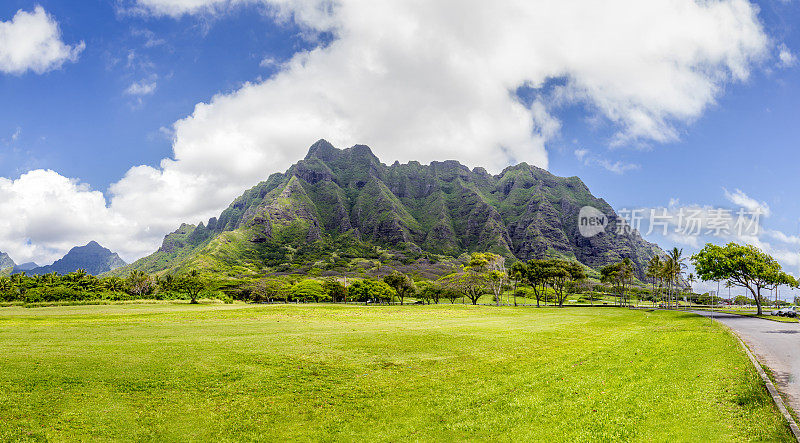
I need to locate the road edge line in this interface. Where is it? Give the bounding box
[728,327,800,441]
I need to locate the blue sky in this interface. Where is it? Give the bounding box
[1,0,799,299]
[0,0,310,184]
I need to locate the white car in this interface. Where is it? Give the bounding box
[771,307,797,318]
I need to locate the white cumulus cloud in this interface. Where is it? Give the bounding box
[0,171,146,265]
[0,6,84,75]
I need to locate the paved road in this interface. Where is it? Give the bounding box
[691,310,800,414]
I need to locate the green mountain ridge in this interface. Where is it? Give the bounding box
[111,140,665,279]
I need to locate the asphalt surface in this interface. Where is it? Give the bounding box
[691,310,800,415]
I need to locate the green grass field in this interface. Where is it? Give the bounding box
[0,304,793,441]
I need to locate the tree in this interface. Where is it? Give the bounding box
[544,259,586,307]
[692,243,798,316]
[686,273,696,307]
[126,270,155,297]
[0,277,13,301]
[416,281,442,305]
[348,280,395,304]
[383,272,416,305]
[323,278,347,302]
[439,272,486,305]
[176,270,205,304]
[656,247,687,309]
[525,259,549,307]
[509,261,527,306]
[251,279,289,303]
[600,259,634,307]
[291,280,329,302]
[646,255,662,307]
[465,253,506,306]
[442,286,461,304]
[159,274,176,293]
[103,276,126,293]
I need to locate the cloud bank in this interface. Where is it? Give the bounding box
[0,6,84,75]
[0,0,777,265]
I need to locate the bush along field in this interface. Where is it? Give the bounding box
[0,304,794,441]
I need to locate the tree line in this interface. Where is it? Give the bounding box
[3,243,795,311]
[0,269,211,304]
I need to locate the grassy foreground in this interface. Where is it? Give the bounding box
[0,304,793,441]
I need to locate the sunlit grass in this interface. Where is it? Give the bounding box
[0,304,793,441]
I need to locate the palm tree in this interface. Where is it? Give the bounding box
[646,256,662,307]
[664,248,687,309]
[686,273,696,308]
[0,277,12,295]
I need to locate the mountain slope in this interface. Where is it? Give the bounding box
[25,242,127,276]
[0,252,14,271]
[0,252,15,276]
[113,140,664,278]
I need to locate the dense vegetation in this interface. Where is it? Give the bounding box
[8,249,792,308]
[0,269,221,305]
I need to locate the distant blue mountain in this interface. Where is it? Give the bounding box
[12,262,39,273]
[22,242,126,276]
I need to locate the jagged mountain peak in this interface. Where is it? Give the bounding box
[114,140,666,279]
[304,138,338,161]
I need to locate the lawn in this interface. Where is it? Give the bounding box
[0,304,793,441]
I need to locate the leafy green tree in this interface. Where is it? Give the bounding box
[440,271,487,305]
[383,272,416,305]
[734,295,753,306]
[251,279,289,303]
[465,253,506,306]
[103,276,126,293]
[646,255,663,306]
[600,258,634,307]
[0,276,13,301]
[291,279,329,302]
[323,278,347,302]
[692,243,798,315]
[176,270,205,304]
[127,270,155,297]
[416,281,443,305]
[525,260,549,307]
[348,280,395,304]
[543,259,586,307]
[159,274,176,293]
[509,261,527,306]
